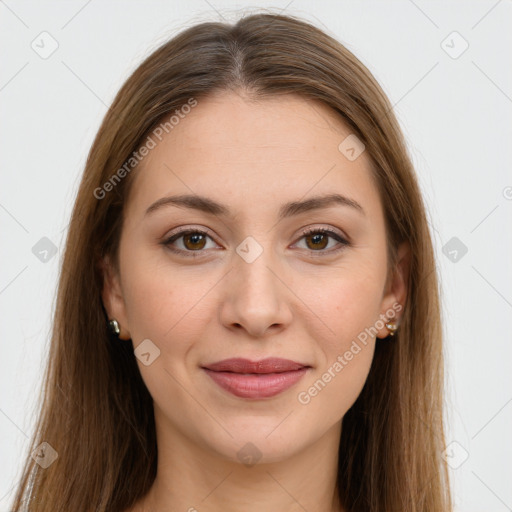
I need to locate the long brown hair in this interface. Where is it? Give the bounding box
[10,11,451,512]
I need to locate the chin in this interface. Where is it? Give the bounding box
[203,418,311,465]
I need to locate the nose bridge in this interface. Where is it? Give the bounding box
[233,234,281,304]
[220,233,292,336]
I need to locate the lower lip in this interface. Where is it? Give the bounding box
[202,368,309,399]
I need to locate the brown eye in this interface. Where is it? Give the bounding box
[304,232,329,250]
[182,232,207,250]
[162,229,218,258]
[295,228,350,255]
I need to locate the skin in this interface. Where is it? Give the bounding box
[102,89,409,512]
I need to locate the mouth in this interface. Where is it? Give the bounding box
[201,357,311,399]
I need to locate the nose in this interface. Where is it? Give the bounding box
[219,246,293,338]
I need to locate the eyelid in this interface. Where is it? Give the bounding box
[292,226,350,254]
[297,225,349,243]
[161,224,350,257]
[161,226,221,255]
[163,225,217,240]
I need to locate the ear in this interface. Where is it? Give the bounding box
[376,241,410,339]
[99,255,131,340]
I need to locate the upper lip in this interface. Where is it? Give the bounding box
[202,357,310,374]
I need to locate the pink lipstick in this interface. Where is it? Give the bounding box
[202,357,310,399]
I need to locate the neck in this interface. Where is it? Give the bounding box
[135,408,345,512]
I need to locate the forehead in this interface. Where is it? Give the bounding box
[126,90,381,221]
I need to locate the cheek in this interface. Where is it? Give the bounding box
[297,258,386,346]
[123,266,216,344]
[292,259,384,414]
[295,276,380,422]
[121,265,215,404]
[297,340,375,430]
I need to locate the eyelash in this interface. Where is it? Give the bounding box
[161,226,350,258]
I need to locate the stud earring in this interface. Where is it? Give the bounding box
[385,320,398,337]
[109,319,120,336]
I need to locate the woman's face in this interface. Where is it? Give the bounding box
[102,90,407,464]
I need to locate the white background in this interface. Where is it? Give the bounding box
[1,1,511,511]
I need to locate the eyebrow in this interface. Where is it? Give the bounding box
[144,192,365,220]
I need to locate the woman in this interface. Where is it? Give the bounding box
[11,12,452,512]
